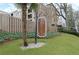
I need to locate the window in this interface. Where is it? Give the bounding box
[28,14,32,19]
[51,24,55,26]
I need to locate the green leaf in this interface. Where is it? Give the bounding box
[30,3,38,11]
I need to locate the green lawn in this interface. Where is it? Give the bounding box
[0,33,79,55]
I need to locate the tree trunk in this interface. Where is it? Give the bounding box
[22,4,28,46]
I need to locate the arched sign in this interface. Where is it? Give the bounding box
[37,17,47,37]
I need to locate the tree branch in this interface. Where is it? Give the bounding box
[51,3,66,20]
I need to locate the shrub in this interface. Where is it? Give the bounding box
[0,37,4,43]
[61,30,79,37]
[0,32,36,42]
[27,32,35,38]
[0,32,22,42]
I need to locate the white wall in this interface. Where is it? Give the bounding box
[57,16,66,27]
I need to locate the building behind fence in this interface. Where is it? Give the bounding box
[0,3,58,34]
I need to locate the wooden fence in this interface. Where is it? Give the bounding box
[0,13,35,33]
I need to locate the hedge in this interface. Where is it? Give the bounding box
[0,32,59,42]
[61,30,79,37]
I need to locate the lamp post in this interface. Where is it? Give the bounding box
[35,11,38,44]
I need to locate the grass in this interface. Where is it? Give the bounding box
[0,33,79,55]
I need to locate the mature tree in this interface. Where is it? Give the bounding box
[73,10,79,32]
[51,3,77,32]
[58,4,76,31]
[15,3,28,46]
[66,4,75,31]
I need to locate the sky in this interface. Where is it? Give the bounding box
[72,3,79,10]
[0,3,17,13]
[0,3,79,13]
